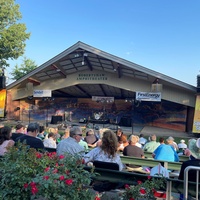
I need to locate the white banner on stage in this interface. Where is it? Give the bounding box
[136,91,161,102]
[92,96,114,103]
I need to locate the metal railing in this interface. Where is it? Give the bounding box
[184,166,200,200]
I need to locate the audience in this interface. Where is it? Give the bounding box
[0,126,15,156]
[143,134,160,152]
[11,123,25,142]
[43,132,57,148]
[152,137,179,162]
[178,138,200,182]
[57,126,84,156]
[84,129,124,171]
[16,122,44,151]
[123,135,145,169]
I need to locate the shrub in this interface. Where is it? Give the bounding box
[0,143,96,200]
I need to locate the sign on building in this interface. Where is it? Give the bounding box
[33,90,52,97]
[136,91,161,102]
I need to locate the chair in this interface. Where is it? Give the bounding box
[93,160,119,171]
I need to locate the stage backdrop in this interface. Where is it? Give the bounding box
[7,97,187,132]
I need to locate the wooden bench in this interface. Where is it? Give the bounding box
[84,166,199,200]
[120,155,182,171]
[144,151,189,162]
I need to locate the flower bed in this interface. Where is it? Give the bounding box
[0,143,97,200]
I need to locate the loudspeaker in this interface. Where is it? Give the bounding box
[0,76,6,89]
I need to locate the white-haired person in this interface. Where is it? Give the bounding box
[84,129,124,171]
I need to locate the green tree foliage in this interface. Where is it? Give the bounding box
[0,0,30,68]
[11,57,38,80]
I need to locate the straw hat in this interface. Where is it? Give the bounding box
[188,138,200,159]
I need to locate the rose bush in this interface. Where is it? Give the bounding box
[0,143,96,200]
[123,175,167,200]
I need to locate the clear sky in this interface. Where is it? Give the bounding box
[7,0,200,86]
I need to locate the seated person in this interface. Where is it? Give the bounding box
[143,134,160,153]
[116,127,123,142]
[57,126,85,156]
[11,123,25,142]
[84,129,98,148]
[177,139,187,155]
[43,132,57,148]
[37,126,45,140]
[138,134,147,147]
[123,135,145,169]
[117,134,129,151]
[0,126,15,156]
[84,129,124,171]
[166,136,179,151]
[178,138,200,182]
[153,138,179,162]
[16,122,44,151]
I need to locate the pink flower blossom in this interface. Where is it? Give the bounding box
[36,152,42,158]
[31,186,38,195]
[43,176,49,180]
[59,175,65,181]
[139,188,146,194]
[53,168,58,173]
[44,167,50,172]
[65,179,73,185]
[23,183,29,188]
[124,184,130,189]
[59,155,65,159]
[148,175,151,179]
[137,180,142,185]
[129,198,135,200]
[30,182,36,187]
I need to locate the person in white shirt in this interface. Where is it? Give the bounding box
[43,132,57,148]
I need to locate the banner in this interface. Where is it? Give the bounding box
[33,90,52,97]
[192,95,200,133]
[136,91,161,102]
[0,89,6,117]
[92,96,114,103]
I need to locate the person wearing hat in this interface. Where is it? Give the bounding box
[178,139,187,149]
[178,138,200,182]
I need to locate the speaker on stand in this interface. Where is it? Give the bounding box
[0,76,6,89]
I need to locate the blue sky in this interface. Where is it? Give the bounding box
[7,0,200,86]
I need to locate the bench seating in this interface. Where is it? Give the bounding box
[84,166,199,200]
[120,155,182,171]
[144,151,189,162]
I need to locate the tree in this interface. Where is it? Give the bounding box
[11,57,38,80]
[0,0,30,68]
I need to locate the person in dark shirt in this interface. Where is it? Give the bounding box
[11,123,25,142]
[178,138,200,182]
[16,122,44,151]
[123,134,145,168]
